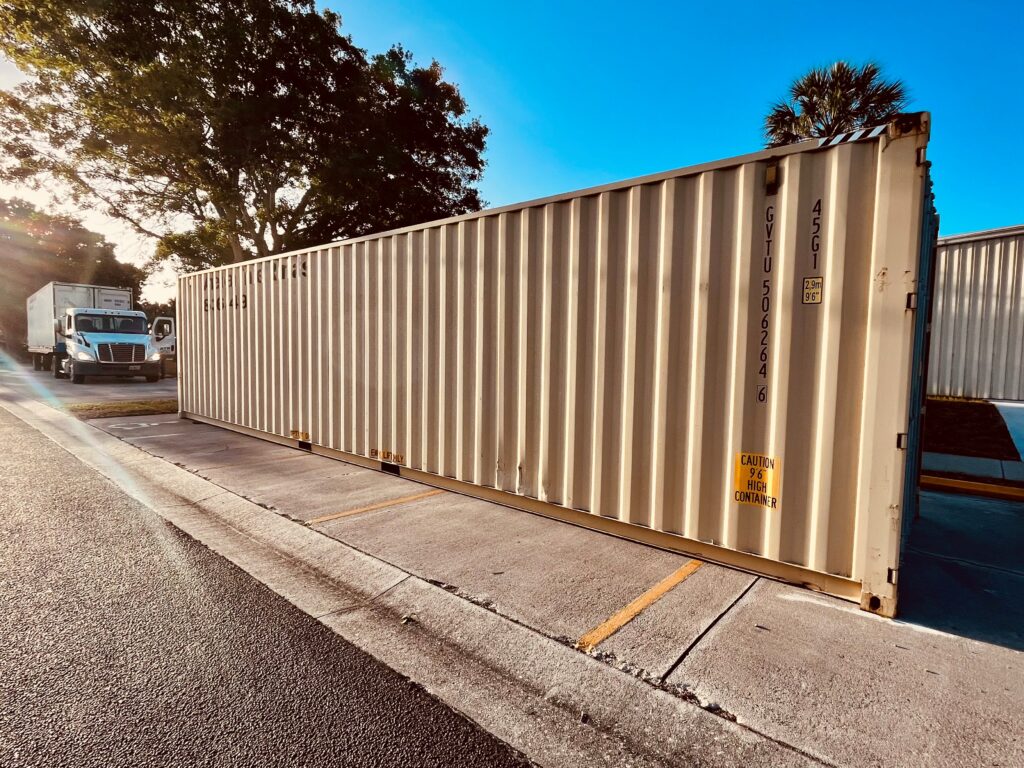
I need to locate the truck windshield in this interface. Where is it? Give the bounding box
[75,314,147,334]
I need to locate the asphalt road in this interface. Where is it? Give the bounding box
[0,361,178,404]
[0,406,526,768]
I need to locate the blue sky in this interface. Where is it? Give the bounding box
[334,0,1023,236]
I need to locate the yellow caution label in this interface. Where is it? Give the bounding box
[734,452,781,510]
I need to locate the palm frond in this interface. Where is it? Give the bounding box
[764,60,908,146]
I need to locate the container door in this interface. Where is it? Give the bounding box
[900,170,939,558]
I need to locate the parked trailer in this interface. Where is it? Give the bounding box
[928,225,1024,401]
[179,113,936,616]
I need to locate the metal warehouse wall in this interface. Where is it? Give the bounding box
[179,116,932,615]
[928,226,1024,401]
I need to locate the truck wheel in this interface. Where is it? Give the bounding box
[52,355,67,380]
[145,374,160,383]
[69,361,85,384]
[32,355,40,371]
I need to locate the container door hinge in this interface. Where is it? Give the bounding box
[896,433,909,450]
[906,292,917,310]
[887,567,897,585]
[916,146,927,166]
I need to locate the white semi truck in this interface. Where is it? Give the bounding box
[26,282,175,384]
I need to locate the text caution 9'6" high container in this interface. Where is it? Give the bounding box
[178,113,937,616]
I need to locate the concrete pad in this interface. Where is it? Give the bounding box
[994,401,1024,459]
[592,565,756,679]
[198,453,387,518]
[906,490,1024,573]
[90,412,181,431]
[89,415,192,443]
[126,427,296,469]
[898,549,1024,651]
[93,413,446,519]
[899,492,1024,650]
[152,441,294,470]
[1002,461,1024,482]
[667,579,1024,768]
[922,451,1004,478]
[320,492,691,645]
[114,412,758,679]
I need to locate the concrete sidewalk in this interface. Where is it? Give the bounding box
[923,451,1024,483]
[1,369,1021,767]
[73,410,1024,768]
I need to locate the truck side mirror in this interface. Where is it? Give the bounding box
[153,319,172,340]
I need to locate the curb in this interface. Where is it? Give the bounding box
[920,474,1024,502]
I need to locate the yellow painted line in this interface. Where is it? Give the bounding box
[920,474,1024,502]
[307,489,445,525]
[576,559,703,652]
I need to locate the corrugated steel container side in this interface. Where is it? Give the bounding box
[928,225,1024,400]
[178,116,932,615]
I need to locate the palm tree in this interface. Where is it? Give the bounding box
[764,62,908,147]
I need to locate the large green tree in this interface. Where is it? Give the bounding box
[0,0,488,270]
[764,61,908,147]
[0,198,146,353]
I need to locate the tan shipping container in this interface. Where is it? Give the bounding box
[929,225,1024,401]
[178,113,936,616]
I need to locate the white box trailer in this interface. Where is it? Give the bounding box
[178,113,937,616]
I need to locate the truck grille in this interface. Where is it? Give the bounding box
[98,343,145,363]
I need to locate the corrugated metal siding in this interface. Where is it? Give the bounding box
[179,118,931,613]
[928,226,1024,400]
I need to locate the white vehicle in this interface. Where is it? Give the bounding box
[25,281,171,383]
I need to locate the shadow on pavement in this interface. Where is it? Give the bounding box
[899,490,1024,651]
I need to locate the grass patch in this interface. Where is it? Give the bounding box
[65,398,179,420]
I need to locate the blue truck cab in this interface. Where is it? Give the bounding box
[57,307,162,384]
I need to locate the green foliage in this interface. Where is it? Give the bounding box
[0,198,145,352]
[764,62,908,147]
[137,297,176,322]
[0,0,488,270]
